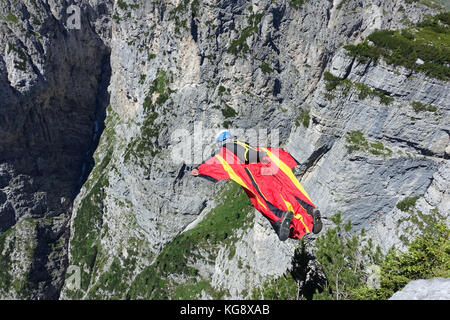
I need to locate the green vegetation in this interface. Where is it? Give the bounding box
[295,109,310,128]
[65,106,150,299]
[218,85,227,96]
[323,72,393,105]
[113,0,139,23]
[336,0,351,10]
[410,101,438,113]
[344,13,450,80]
[87,257,125,297]
[368,141,393,156]
[124,111,162,167]
[85,252,139,299]
[139,74,146,84]
[0,229,14,291]
[260,62,273,74]
[314,212,449,300]
[221,105,238,118]
[69,173,109,296]
[346,130,371,151]
[175,281,212,300]
[405,0,446,10]
[5,11,19,24]
[169,0,199,34]
[223,120,233,129]
[143,69,174,112]
[227,12,264,54]
[64,107,119,299]
[125,70,173,166]
[0,219,37,298]
[354,223,449,300]
[7,43,27,72]
[117,0,139,10]
[396,207,446,246]
[117,0,129,10]
[251,273,298,299]
[129,182,255,299]
[323,92,335,101]
[252,206,449,300]
[434,0,450,10]
[314,213,374,300]
[289,0,309,10]
[345,131,393,156]
[30,13,41,26]
[396,195,420,212]
[354,83,394,105]
[323,71,351,91]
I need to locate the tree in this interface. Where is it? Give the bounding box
[314,213,363,299]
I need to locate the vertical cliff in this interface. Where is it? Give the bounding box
[0,0,448,300]
[0,0,113,299]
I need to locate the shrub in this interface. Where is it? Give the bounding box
[323,73,393,105]
[289,0,308,10]
[221,105,237,118]
[323,71,343,91]
[5,11,19,24]
[353,223,449,299]
[117,0,128,10]
[410,101,438,113]
[314,213,364,300]
[227,12,264,54]
[218,85,227,96]
[251,273,298,299]
[396,195,420,212]
[344,13,450,80]
[260,62,273,74]
[312,210,449,300]
[295,109,310,128]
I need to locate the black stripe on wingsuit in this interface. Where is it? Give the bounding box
[244,168,286,219]
[295,196,314,215]
[244,168,266,200]
[266,201,288,219]
[224,142,247,164]
[291,153,301,166]
[198,174,218,183]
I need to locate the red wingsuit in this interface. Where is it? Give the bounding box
[196,141,315,239]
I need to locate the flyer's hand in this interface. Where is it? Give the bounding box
[261,156,270,164]
[191,168,199,176]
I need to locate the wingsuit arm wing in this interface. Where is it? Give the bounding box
[195,148,230,182]
[260,147,300,168]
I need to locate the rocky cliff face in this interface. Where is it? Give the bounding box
[0,0,448,299]
[0,0,112,299]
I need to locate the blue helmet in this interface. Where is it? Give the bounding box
[215,130,232,143]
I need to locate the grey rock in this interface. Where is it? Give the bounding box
[390,278,450,300]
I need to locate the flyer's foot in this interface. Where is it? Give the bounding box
[312,209,323,234]
[278,211,294,241]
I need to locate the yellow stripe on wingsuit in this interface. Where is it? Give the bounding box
[296,214,310,233]
[216,154,267,209]
[234,140,257,162]
[260,147,313,203]
[280,194,310,233]
[280,194,294,213]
